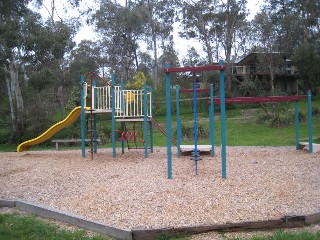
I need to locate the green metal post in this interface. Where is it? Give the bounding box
[111,73,116,158]
[93,80,98,153]
[149,86,154,153]
[165,63,172,179]
[176,86,181,158]
[209,84,214,157]
[120,79,125,154]
[80,75,86,158]
[307,90,313,153]
[295,100,300,150]
[219,60,227,179]
[143,82,148,158]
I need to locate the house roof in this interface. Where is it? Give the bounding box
[235,52,284,65]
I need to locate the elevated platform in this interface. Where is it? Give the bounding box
[298,142,320,153]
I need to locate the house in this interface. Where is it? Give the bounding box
[232,52,299,95]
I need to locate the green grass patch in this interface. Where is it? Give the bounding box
[228,229,320,240]
[0,213,110,240]
[1,98,319,151]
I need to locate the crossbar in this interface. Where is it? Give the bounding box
[210,95,307,104]
[179,88,210,93]
[164,65,226,73]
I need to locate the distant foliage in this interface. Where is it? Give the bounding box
[126,72,146,90]
[181,123,208,140]
[256,103,306,128]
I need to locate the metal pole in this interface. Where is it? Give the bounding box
[165,63,172,179]
[192,75,200,175]
[111,73,116,158]
[209,84,214,157]
[143,82,148,158]
[219,60,227,179]
[149,86,154,153]
[80,75,86,158]
[307,90,313,153]
[93,80,97,153]
[176,86,181,158]
[295,100,300,150]
[120,79,125,154]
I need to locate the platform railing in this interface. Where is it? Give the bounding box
[91,85,152,118]
[116,89,152,118]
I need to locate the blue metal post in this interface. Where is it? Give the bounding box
[307,90,313,153]
[165,63,172,179]
[111,73,116,158]
[80,75,86,158]
[120,79,125,154]
[295,100,300,150]
[219,60,227,179]
[143,82,148,158]
[149,86,154,153]
[176,86,181,158]
[209,84,214,157]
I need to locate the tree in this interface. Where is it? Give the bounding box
[256,0,320,95]
[178,0,248,96]
[0,0,34,138]
[141,0,176,89]
[251,12,283,95]
[92,0,147,82]
[179,0,217,64]
[293,42,320,95]
[215,0,247,96]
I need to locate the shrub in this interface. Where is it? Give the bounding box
[180,123,209,140]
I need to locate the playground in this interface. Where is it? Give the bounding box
[1,146,320,233]
[2,64,320,239]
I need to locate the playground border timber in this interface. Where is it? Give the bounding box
[1,199,320,240]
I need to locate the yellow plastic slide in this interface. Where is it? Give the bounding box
[17,106,89,152]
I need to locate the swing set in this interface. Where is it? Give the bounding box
[164,61,314,180]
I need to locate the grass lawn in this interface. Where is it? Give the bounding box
[1,98,319,151]
[0,213,110,240]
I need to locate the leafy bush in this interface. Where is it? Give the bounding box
[180,123,209,140]
[256,103,306,128]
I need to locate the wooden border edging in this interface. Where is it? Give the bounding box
[0,199,132,240]
[1,199,320,240]
[132,215,319,240]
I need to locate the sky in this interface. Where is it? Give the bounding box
[32,0,262,61]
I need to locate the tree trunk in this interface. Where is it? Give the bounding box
[147,0,158,90]
[4,64,17,136]
[3,60,24,139]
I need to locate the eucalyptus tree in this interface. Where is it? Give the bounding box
[0,0,38,138]
[178,0,247,96]
[250,12,283,95]
[259,0,320,94]
[215,0,247,96]
[67,40,102,79]
[0,0,77,141]
[178,0,218,64]
[137,0,176,89]
[92,0,147,82]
